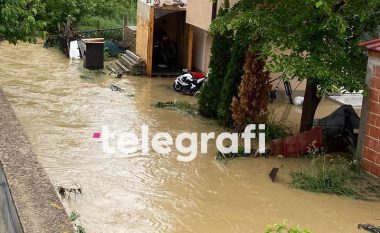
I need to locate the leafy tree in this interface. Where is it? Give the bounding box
[40,0,137,32]
[0,0,46,43]
[209,0,380,132]
[39,0,96,32]
[1,0,137,43]
[262,0,380,132]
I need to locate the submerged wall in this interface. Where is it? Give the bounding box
[0,164,23,233]
[0,87,73,233]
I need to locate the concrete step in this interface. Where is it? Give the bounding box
[125,50,142,63]
[120,56,134,70]
[115,61,130,74]
[121,54,135,69]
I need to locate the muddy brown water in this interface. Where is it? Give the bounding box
[0,42,379,233]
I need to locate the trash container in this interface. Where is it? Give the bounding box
[82,38,105,70]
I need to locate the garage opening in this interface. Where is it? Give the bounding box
[152,9,186,76]
[135,0,191,77]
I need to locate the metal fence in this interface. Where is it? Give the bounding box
[77,28,124,41]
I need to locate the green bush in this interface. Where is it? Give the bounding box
[217,30,249,126]
[40,0,137,33]
[265,116,292,141]
[198,33,232,118]
[198,4,233,118]
[265,221,312,233]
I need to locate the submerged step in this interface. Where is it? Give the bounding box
[120,56,134,69]
[115,60,130,74]
[125,50,143,63]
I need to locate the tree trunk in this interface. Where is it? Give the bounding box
[300,80,321,132]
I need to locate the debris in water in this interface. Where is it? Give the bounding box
[111,72,122,79]
[80,75,93,80]
[107,65,123,78]
[155,101,198,115]
[110,84,124,92]
[155,101,174,108]
[269,167,279,183]
[216,148,270,161]
[57,186,82,199]
[358,224,380,233]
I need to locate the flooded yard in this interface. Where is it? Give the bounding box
[0,42,379,233]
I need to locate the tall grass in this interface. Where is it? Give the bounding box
[290,156,359,198]
[265,116,292,141]
[78,16,123,31]
[77,0,137,30]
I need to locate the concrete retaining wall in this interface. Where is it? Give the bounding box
[0,87,74,233]
[0,164,23,233]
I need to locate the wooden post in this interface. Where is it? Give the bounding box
[146,6,155,77]
[97,20,100,37]
[187,25,193,70]
[124,14,128,28]
[123,13,128,44]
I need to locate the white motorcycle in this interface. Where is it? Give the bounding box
[173,70,207,96]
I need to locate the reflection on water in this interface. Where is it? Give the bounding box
[0,42,379,233]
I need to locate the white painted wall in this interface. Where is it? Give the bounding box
[191,26,206,71]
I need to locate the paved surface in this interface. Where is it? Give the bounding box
[328,94,363,108]
[0,87,73,233]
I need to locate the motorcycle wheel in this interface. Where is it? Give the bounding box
[173,83,182,92]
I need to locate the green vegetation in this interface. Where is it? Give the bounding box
[215,117,290,161]
[155,101,198,115]
[265,221,312,233]
[0,0,137,43]
[290,155,359,198]
[198,5,232,119]
[200,0,380,133]
[42,0,137,31]
[70,211,86,233]
[0,0,46,43]
[265,117,293,142]
[76,0,137,30]
[217,30,249,126]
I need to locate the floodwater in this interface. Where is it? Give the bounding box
[0,42,379,233]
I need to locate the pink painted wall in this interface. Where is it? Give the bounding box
[186,0,213,31]
[186,0,241,73]
[186,0,240,31]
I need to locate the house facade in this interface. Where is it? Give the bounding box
[134,0,238,76]
[186,0,239,73]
